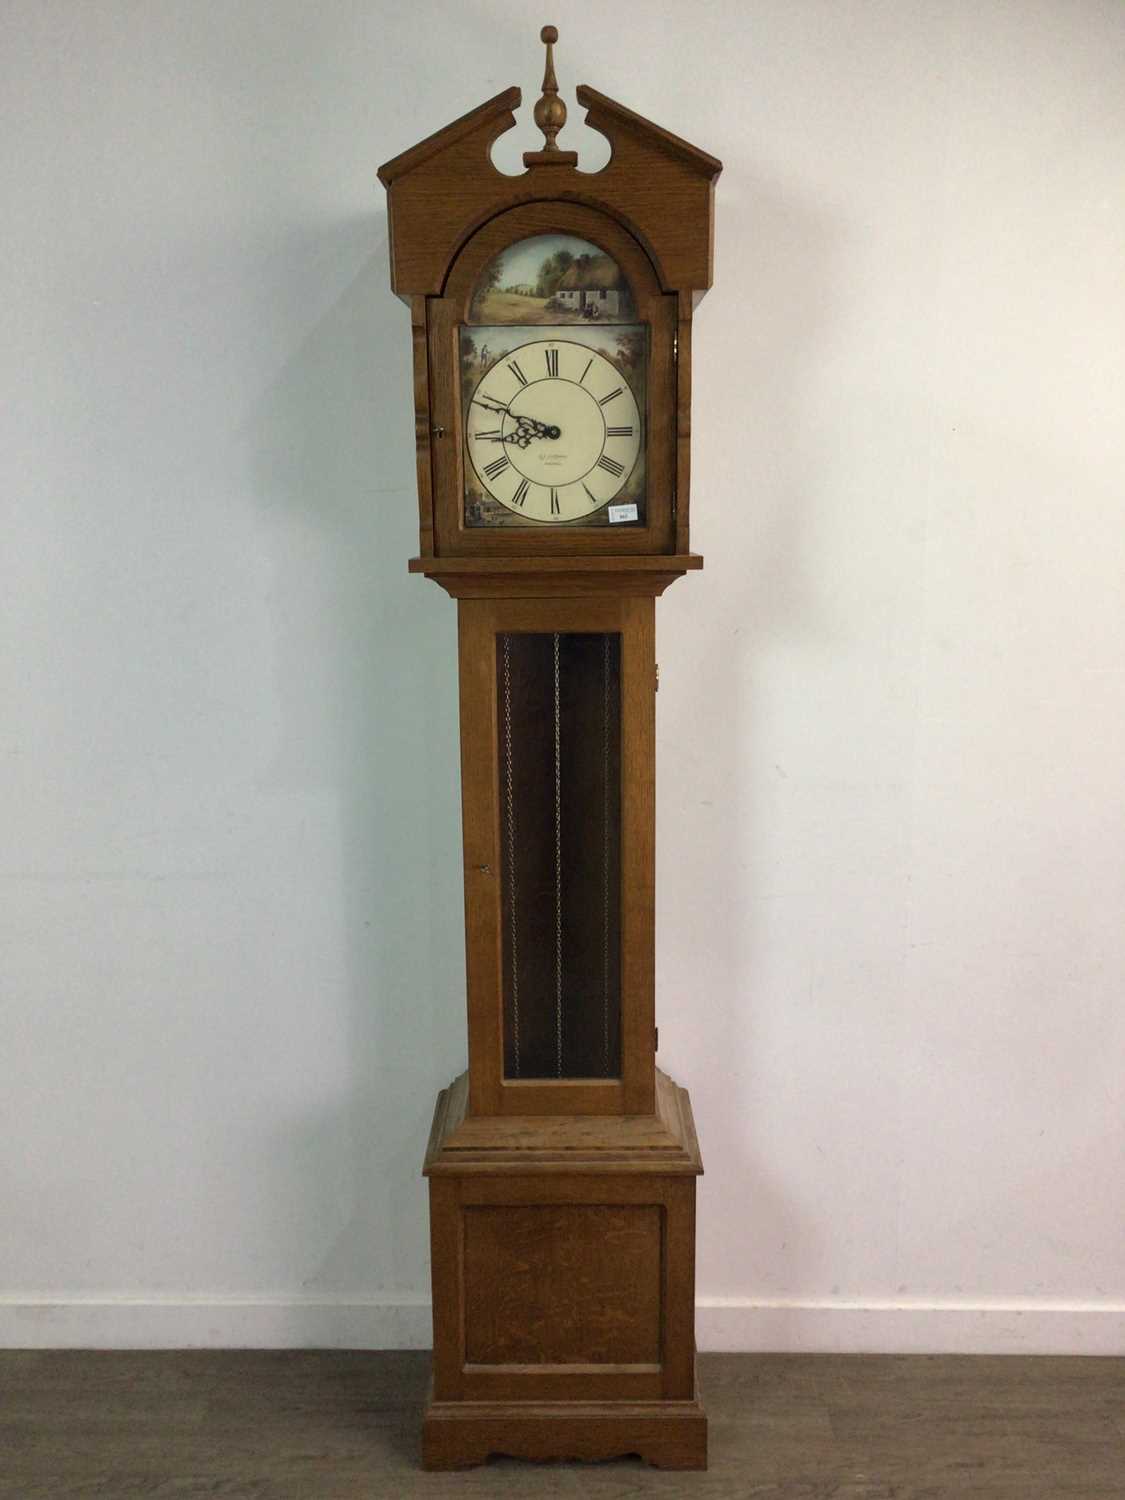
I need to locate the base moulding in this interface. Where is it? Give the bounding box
[422,1394,708,1470]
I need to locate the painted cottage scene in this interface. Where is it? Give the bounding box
[553,255,627,319]
[468,233,637,326]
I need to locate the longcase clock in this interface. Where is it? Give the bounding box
[378,26,722,1470]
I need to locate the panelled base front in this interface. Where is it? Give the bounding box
[420,1069,705,1470]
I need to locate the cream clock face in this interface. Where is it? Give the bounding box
[465,339,642,524]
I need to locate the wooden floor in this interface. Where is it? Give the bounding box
[1,1351,1121,1498]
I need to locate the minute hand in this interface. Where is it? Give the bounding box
[473,398,511,418]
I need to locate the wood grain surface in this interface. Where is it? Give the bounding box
[424,1160,699,1416]
[409,554,702,598]
[463,1204,662,1365]
[2,1350,1121,1497]
[378,85,721,298]
[430,1066,702,1168]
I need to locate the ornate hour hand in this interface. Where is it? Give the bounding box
[478,425,532,449]
[512,415,561,441]
[479,416,561,447]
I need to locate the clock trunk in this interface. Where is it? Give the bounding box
[457,595,655,1118]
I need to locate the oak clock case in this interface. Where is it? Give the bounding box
[378,25,721,1472]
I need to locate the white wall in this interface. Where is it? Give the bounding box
[2,0,1122,1354]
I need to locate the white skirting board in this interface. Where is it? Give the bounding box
[0,1297,434,1351]
[695,1299,1125,1356]
[1,1297,1123,1354]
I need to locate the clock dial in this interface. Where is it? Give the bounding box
[466,339,642,524]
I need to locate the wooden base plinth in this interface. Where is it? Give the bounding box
[421,1069,706,1470]
[423,1395,707,1470]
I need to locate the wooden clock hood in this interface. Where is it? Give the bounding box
[377,84,721,301]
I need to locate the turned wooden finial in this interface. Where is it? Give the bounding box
[534,25,565,151]
[524,24,579,167]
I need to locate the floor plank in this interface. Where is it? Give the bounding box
[0,1351,1120,1498]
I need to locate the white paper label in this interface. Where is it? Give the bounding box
[608,503,639,524]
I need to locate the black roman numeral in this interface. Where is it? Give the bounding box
[599,387,623,406]
[512,478,530,507]
[579,358,593,385]
[596,454,625,478]
[605,425,633,437]
[474,429,501,440]
[549,487,560,515]
[508,360,527,386]
[483,454,510,481]
[545,348,559,377]
[582,482,598,504]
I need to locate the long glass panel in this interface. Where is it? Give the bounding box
[497,632,622,1079]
